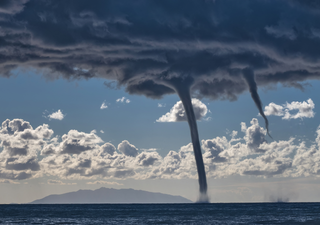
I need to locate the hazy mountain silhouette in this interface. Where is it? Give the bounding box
[29,187,193,204]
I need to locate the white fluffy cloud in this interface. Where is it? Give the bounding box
[264,99,315,120]
[116,97,130,103]
[100,101,108,109]
[40,143,160,180]
[0,119,53,180]
[241,118,267,152]
[264,103,284,117]
[1,117,320,183]
[45,130,103,155]
[100,143,116,156]
[157,98,208,122]
[37,118,300,181]
[117,140,138,157]
[48,110,65,120]
[200,119,296,179]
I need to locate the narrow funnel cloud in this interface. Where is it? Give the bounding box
[243,68,272,138]
[162,78,208,202]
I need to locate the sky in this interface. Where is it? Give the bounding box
[1,0,320,203]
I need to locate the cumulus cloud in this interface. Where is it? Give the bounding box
[201,121,296,179]
[48,110,65,121]
[1,118,320,183]
[135,152,161,167]
[100,143,116,156]
[158,103,166,108]
[283,99,315,120]
[264,99,315,120]
[0,119,53,181]
[0,0,29,15]
[44,121,320,180]
[40,137,162,180]
[51,130,103,155]
[241,118,267,152]
[202,138,228,163]
[117,140,138,157]
[100,101,108,109]
[157,98,208,122]
[264,103,285,117]
[116,97,130,103]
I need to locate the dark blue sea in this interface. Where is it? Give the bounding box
[0,203,320,224]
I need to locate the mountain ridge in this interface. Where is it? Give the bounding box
[28,187,193,204]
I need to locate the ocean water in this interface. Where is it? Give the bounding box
[0,203,320,224]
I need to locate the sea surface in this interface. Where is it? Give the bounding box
[0,203,320,224]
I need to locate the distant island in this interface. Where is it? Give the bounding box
[28,187,193,204]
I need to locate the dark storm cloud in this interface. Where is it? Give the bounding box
[0,0,320,99]
[0,0,29,15]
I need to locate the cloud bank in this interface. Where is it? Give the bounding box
[0,118,320,182]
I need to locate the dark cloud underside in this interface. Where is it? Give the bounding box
[0,0,319,100]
